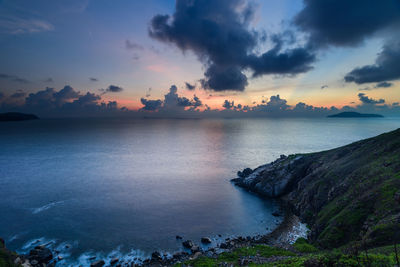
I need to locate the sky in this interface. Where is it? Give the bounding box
[0,0,400,117]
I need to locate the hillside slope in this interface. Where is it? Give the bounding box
[233,128,400,249]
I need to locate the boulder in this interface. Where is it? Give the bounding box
[176,235,183,239]
[219,243,228,249]
[201,237,212,244]
[90,260,105,267]
[151,251,162,261]
[110,258,119,265]
[182,240,194,249]
[29,245,53,264]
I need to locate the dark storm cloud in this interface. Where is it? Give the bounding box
[0,73,29,84]
[375,82,393,88]
[345,41,400,84]
[149,0,315,91]
[185,82,195,90]
[294,0,400,47]
[358,93,385,105]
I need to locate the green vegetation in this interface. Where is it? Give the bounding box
[293,238,318,253]
[0,241,20,267]
[176,243,400,267]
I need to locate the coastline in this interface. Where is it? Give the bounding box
[0,196,306,267]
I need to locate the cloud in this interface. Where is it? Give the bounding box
[294,0,400,47]
[222,100,234,109]
[10,90,26,98]
[140,98,162,111]
[0,73,29,83]
[321,85,328,89]
[0,91,4,100]
[185,82,195,90]
[149,0,315,91]
[0,16,54,35]
[140,85,203,112]
[358,93,385,105]
[125,40,144,50]
[375,82,393,88]
[0,85,125,117]
[345,41,400,84]
[44,78,53,83]
[90,77,98,82]
[100,85,124,94]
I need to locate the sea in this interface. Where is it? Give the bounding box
[0,117,399,265]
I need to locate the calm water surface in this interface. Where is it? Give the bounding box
[0,117,399,265]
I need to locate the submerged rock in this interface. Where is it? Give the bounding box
[151,251,162,261]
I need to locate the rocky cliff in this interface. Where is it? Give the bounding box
[233,128,400,249]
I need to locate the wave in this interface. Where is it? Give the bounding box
[31,200,65,214]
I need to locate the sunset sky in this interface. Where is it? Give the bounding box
[0,0,399,116]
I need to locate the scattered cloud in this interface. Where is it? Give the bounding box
[0,73,29,84]
[0,15,54,35]
[90,77,98,82]
[358,93,385,105]
[10,90,26,98]
[321,85,328,89]
[44,78,53,83]
[375,81,393,88]
[125,40,144,50]
[185,82,195,91]
[345,41,400,84]
[100,85,123,94]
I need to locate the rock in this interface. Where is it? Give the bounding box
[191,246,200,253]
[280,154,287,160]
[201,237,212,244]
[272,211,280,217]
[90,260,105,267]
[182,240,194,249]
[30,259,39,265]
[190,252,202,260]
[0,238,4,248]
[29,246,53,264]
[151,251,162,261]
[172,251,183,259]
[176,235,183,239]
[57,256,63,261]
[237,168,253,178]
[219,243,228,249]
[110,258,119,265]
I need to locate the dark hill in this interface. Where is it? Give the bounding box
[0,112,39,121]
[233,129,400,249]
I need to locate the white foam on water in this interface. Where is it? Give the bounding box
[31,201,65,214]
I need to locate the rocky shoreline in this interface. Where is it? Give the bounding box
[0,185,307,267]
[1,210,306,267]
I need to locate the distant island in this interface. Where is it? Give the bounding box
[0,112,39,121]
[328,111,383,118]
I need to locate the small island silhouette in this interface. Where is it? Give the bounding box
[0,112,39,121]
[328,111,383,118]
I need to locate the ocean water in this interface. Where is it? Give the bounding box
[0,117,399,265]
